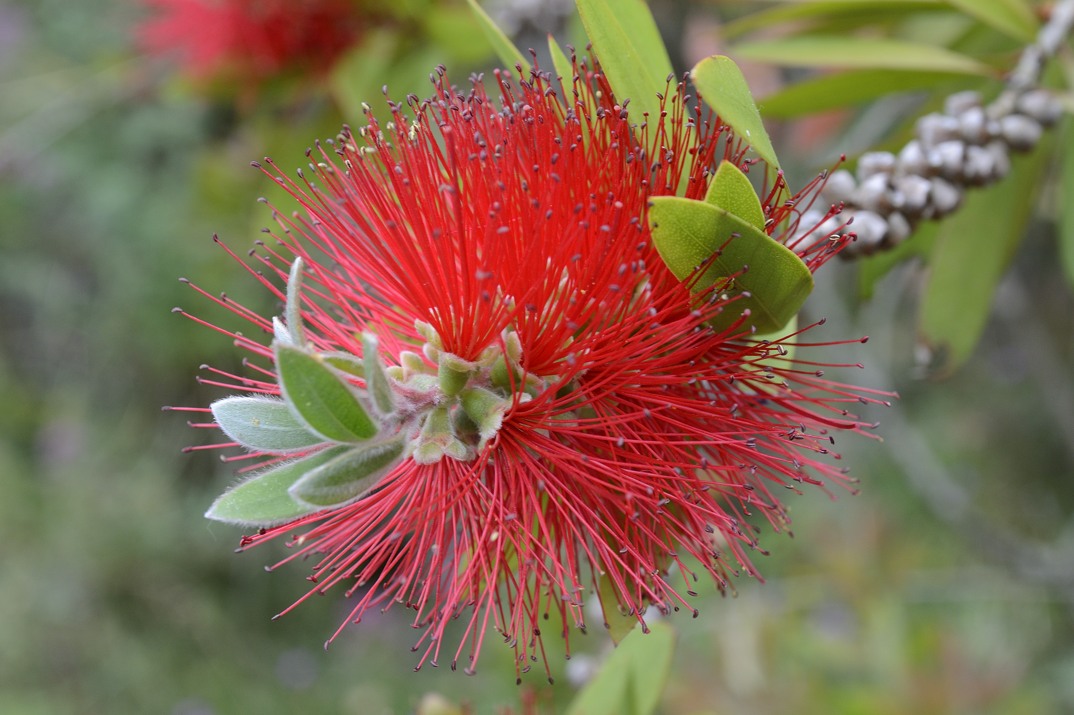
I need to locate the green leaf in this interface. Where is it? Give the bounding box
[205,447,349,526]
[649,196,813,333]
[282,257,307,346]
[412,405,474,464]
[754,314,799,364]
[548,34,575,97]
[576,0,673,131]
[361,333,395,415]
[421,4,496,65]
[919,141,1050,374]
[705,160,766,231]
[328,28,398,123]
[211,396,324,454]
[691,56,781,170]
[565,621,675,715]
[722,1,945,39]
[943,0,1037,42]
[459,386,510,449]
[596,572,639,645]
[464,0,530,74]
[732,36,993,75]
[756,69,976,119]
[289,439,405,508]
[322,351,365,378]
[275,344,378,443]
[1062,120,1074,289]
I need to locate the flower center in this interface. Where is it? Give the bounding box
[384,320,532,465]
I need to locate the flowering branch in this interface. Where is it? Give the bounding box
[168,0,1074,687]
[797,0,1074,256]
[176,16,895,676]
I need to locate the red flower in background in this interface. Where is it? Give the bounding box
[176,62,890,679]
[138,0,363,89]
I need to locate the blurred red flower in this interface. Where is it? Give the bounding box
[178,62,889,679]
[138,0,363,89]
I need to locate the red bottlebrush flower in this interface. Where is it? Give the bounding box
[177,62,890,679]
[137,0,363,90]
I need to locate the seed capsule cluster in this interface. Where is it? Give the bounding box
[795,87,1062,257]
[790,0,1074,257]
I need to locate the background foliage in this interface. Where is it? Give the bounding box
[1,0,1072,712]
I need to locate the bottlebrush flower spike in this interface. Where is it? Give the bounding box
[137,0,364,91]
[175,59,891,680]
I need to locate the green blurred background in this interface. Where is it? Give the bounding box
[2,0,1072,713]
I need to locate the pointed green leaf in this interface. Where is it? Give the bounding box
[1062,121,1074,289]
[465,0,530,74]
[275,343,378,443]
[323,351,365,378]
[421,4,499,65]
[548,34,575,97]
[282,257,307,346]
[412,404,473,464]
[211,396,324,454]
[691,56,780,170]
[757,69,976,119]
[721,1,944,40]
[289,439,405,508]
[649,196,813,333]
[732,36,992,74]
[438,352,475,397]
[205,447,349,526]
[944,0,1037,42]
[361,333,395,415]
[754,314,799,364]
[705,160,766,231]
[597,572,639,645]
[328,29,398,122]
[459,386,509,448]
[919,142,1049,374]
[577,0,673,132]
[565,621,675,715]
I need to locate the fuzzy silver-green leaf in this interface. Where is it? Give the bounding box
[275,343,377,443]
[205,447,349,526]
[289,439,405,508]
[211,396,324,454]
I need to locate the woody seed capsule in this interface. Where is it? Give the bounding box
[999,114,1043,151]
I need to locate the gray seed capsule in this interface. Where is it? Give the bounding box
[792,211,840,252]
[1015,89,1062,125]
[796,209,825,235]
[853,173,892,212]
[893,174,932,215]
[985,118,1003,141]
[897,140,929,176]
[917,114,962,147]
[929,177,962,216]
[944,90,983,117]
[934,140,966,179]
[984,141,1011,180]
[848,210,889,249]
[857,151,897,179]
[999,114,1043,150]
[886,211,912,245]
[962,145,995,185]
[958,107,989,144]
[821,169,856,204]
